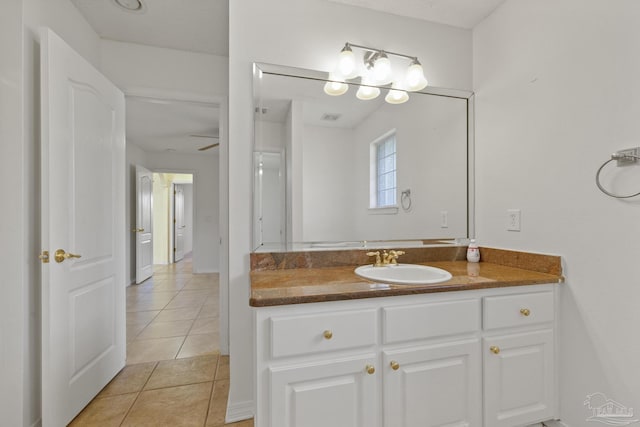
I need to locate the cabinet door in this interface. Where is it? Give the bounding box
[484,329,554,427]
[270,354,379,427]
[383,339,482,427]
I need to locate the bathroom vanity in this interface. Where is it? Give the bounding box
[251,248,562,427]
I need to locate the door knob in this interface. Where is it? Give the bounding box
[54,249,82,263]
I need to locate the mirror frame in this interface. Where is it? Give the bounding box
[252,62,475,251]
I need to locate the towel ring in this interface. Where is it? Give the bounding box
[401,189,412,211]
[595,153,640,199]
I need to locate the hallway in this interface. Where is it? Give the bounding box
[69,257,251,426]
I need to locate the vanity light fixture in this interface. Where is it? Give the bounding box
[327,42,429,104]
[323,74,349,96]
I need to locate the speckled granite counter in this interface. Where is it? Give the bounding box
[250,248,563,307]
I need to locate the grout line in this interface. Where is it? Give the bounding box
[118,361,159,426]
[202,380,216,427]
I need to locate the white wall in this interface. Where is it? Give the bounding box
[0,1,24,425]
[473,0,640,424]
[18,1,102,425]
[146,152,220,273]
[302,125,356,241]
[228,0,472,419]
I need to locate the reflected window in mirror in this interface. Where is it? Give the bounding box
[370,129,397,209]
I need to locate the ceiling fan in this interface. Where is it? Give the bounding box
[190,134,220,151]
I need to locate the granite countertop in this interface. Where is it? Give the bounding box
[250,256,563,307]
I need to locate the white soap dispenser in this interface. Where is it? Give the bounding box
[466,239,480,263]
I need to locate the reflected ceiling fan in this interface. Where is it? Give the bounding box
[190,134,220,151]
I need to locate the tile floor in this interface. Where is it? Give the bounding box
[69,256,253,427]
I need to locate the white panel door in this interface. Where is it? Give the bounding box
[383,339,482,427]
[135,165,153,283]
[483,329,554,427]
[40,28,125,427]
[174,184,185,262]
[270,354,379,427]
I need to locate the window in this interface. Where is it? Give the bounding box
[370,130,397,210]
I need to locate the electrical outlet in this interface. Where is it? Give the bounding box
[440,210,448,228]
[507,209,521,231]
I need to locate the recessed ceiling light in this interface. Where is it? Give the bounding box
[114,0,143,12]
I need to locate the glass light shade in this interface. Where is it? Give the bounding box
[405,62,428,91]
[323,77,349,96]
[337,46,358,79]
[385,86,409,104]
[372,54,392,84]
[356,84,380,100]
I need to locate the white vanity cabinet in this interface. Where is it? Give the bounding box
[482,291,556,427]
[254,284,558,427]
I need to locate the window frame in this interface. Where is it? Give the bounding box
[369,129,399,214]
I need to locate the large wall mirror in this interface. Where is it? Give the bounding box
[252,63,474,252]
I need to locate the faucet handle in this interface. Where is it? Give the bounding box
[388,250,406,265]
[366,251,382,267]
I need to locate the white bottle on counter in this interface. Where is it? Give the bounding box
[466,239,480,263]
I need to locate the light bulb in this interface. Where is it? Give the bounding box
[356,84,380,100]
[405,60,428,91]
[323,75,348,96]
[337,44,358,79]
[372,52,392,84]
[385,85,409,104]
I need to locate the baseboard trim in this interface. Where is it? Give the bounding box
[225,400,254,424]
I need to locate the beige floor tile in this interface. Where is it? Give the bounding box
[136,319,194,340]
[190,316,218,335]
[121,382,212,427]
[148,281,187,292]
[98,362,157,397]
[177,333,219,359]
[205,379,229,427]
[126,323,148,342]
[154,306,202,322]
[182,280,216,290]
[144,355,218,390]
[126,310,160,325]
[127,291,178,304]
[127,337,185,365]
[198,304,218,319]
[68,393,137,427]
[164,296,207,310]
[126,299,172,312]
[216,355,230,381]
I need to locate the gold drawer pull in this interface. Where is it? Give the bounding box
[365,364,375,375]
[520,308,531,317]
[390,360,400,371]
[323,330,333,340]
[490,346,500,354]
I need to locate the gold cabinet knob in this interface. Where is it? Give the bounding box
[390,360,400,371]
[520,308,531,316]
[323,330,333,340]
[490,346,500,354]
[54,249,82,263]
[365,364,375,375]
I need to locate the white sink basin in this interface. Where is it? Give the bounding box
[354,264,452,285]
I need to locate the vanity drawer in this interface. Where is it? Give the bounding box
[269,309,377,358]
[483,291,554,330]
[383,299,481,344]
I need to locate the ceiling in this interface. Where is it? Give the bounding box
[326,0,506,29]
[126,97,220,155]
[70,0,228,56]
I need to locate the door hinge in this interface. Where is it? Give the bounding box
[174,218,176,224]
[174,190,177,195]
[173,248,176,252]
[39,250,50,264]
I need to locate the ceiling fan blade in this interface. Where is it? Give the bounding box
[198,143,220,151]
[190,134,220,139]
